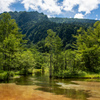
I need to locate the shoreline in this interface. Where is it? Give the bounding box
[0,83,71,100]
[0,79,100,100]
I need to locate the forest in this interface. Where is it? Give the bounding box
[0,12,100,81]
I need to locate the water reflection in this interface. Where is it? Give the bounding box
[1,72,100,100]
[32,75,89,100]
[7,72,89,100]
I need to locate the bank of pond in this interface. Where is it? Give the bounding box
[0,69,100,81]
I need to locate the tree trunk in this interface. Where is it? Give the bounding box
[49,54,52,78]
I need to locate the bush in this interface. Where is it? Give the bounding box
[17,69,32,75]
[77,70,87,77]
[10,71,15,77]
[0,71,16,81]
[53,70,87,78]
[0,70,4,73]
[15,71,20,75]
[0,72,8,80]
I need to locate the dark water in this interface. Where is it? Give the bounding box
[1,72,100,100]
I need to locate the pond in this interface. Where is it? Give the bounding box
[0,73,100,100]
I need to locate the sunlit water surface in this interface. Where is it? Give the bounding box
[0,72,100,100]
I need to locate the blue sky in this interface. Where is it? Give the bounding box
[0,0,100,20]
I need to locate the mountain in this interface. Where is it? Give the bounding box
[4,11,97,49]
[9,11,48,35]
[9,11,48,25]
[49,17,97,24]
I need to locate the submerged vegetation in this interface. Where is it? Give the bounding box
[0,12,100,81]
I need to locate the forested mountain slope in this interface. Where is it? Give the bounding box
[4,11,97,48]
[49,17,97,24]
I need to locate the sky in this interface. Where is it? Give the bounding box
[0,0,100,20]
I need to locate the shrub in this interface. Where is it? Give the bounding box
[53,70,87,78]
[10,71,15,77]
[0,72,8,80]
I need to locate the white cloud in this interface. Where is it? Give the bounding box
[21,0,100,17]
[62,0,79,11]
[74,13,84,19]
[95,18,98,20]
[0,0,100,19]
[0,0,17,13]
[20,0,100,17]
[78,0,99,14]
[21,0,61,14]
[48,15,56,18]
[62,0,100,14]
[96,14,98,17]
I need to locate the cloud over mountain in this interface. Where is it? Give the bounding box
[21,0,61,14]
[74,13,84,19]
[0,0,100,19]
[0,0,17,13]
[62,0,100,14]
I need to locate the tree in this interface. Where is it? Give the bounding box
[73,21,100,72]
[16,50,35,75]
[0,13,24,74]
[52,35,63,74]
[0,13,19,42]
[45,29,62,77]
[45,29,56,78]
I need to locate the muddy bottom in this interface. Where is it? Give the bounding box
[0,83,72,100]
[0,75,100,100]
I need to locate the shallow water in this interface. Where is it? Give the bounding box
[0,73,100,100]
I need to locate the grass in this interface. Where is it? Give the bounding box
[53,70,100,79]
[0,69,100,81]
[84,73,100,78]
[32,68,100,79]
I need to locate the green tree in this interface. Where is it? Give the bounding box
[0,13,19,42]
[0,13,25,77]
[45,29,62,77]
[73,21,100,72]
[45,29,56,78]
[16,50,35,75]
[52,35,63,74]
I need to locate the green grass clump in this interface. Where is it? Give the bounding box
[84,73,100,78]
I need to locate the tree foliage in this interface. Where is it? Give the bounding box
[0,13,35,78]
[73,21,100,72]
[0,12,100,80]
